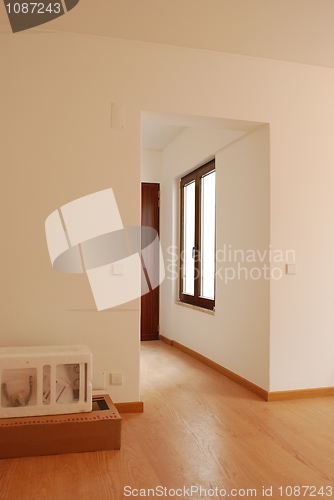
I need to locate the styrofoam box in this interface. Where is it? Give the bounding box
[0,345,92,418]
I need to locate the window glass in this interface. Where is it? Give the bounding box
[183,181,195,295]
[201,170,215,299]
[180,160,215,310]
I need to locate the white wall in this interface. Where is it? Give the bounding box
[3,27,334,397]
[141,150,162,183]
[160,126,247,345]
[160,125,270,389]
[1,32,143,403]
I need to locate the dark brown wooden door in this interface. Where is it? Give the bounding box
[141,183,160,341]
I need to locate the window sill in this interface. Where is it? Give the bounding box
[174,300,215,316]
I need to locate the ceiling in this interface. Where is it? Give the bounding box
[141,112,264,151]
[142,123,186,151]
[3,0,334,150]
[2,0,334,69]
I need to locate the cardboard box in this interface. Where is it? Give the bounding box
[0,394,121,459]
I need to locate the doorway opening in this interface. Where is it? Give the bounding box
[141,111,266,345]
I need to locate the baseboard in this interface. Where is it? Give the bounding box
[267,387,334,401]
[161,338,334,402]
[159,334,173,346]
[114,401,144,413]
[161,337,268,400]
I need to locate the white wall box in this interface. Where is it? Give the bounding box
[0,345,92,418]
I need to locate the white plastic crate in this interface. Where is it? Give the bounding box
[0,345,92,418]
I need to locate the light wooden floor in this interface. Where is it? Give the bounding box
[1,340,334,499]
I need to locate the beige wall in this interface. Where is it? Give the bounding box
[141,150,162,183]
[1,33,144,403]
[3,28,334,397]
[160,125,270,389]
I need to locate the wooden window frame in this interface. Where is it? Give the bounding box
[179,159,215,311]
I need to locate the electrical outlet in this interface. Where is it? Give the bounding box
[110,372,122,385]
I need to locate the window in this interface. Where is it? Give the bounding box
[180,160,215,310]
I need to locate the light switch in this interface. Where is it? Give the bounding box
[286,264,296,275]
[113,263,124,275]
